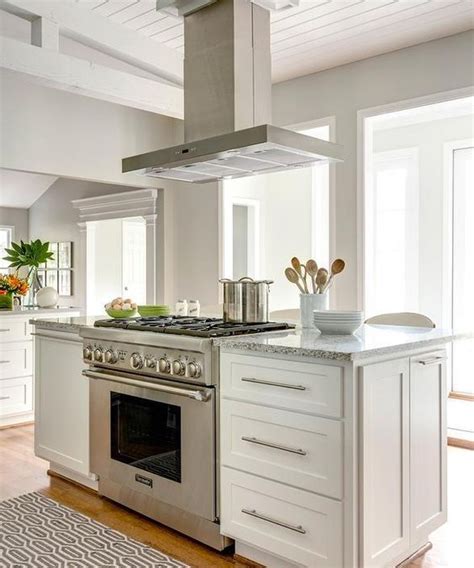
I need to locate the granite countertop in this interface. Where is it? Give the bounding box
[1,306,81,317]
[214,324,473,361]
[30,315,101,333]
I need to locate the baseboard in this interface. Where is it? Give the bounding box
[48,462,98,492]
[0,419,34,430]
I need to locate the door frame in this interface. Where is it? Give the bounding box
[357,86,474,311]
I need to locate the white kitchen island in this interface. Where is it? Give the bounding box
[215,325,467,568]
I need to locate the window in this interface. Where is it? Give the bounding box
[365,149,419,317]
[0,226,13,271]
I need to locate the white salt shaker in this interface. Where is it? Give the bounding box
[176,299,188,316]
[188,299,200,317]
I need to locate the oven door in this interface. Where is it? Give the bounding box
[85,368,216,521]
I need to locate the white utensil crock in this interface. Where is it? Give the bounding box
[300,293,328,328]
[36,286,59,308]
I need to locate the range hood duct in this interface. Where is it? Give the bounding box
[122,0,343,183]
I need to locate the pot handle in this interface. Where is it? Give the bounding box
[238,277,255,282]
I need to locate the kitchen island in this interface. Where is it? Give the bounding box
[30,317,467,567]
[215,325,467,568]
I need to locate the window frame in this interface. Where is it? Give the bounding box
[0,225,15,272]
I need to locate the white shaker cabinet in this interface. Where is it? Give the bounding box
[409,351,447,545]
[34,329,97,489]
[220,345,448,568]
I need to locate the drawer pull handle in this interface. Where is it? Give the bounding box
[241,508,306,534]
[0,329,11,332]
[241,377,306,391]
[418,356,447,366]
[0,396,11,400]
[0,360,11,364]
[242,436,307,456]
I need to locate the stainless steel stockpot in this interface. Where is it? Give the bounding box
[219,277,273,323]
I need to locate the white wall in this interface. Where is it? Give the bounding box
[372,113,473,326]
[0,207,28,242]
[273,30,474,309]
[0,70,181,186]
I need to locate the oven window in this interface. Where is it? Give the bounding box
[111,392,181,483]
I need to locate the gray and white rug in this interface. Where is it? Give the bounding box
[0,492,189,567]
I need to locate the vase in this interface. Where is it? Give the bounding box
[0,292,13,310]
[24,269,43,307]
[36,286,59,308]
[300,293,328,328]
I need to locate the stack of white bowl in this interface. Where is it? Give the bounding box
[313,310,364,335]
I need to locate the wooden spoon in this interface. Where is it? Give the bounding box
[285,267,305,294]
[324,258,346,292]
[291,256,308,293]
[305,259,318,294]
[315,268,329,293]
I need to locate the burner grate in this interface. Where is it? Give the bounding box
[94,316,293,338]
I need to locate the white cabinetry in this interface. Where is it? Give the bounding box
[220,348,447,568]
[34,329,96,489]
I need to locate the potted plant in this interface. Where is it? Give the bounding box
[2,240,55,305]
[0,274,30,310]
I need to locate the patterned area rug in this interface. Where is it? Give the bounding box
[0,492,189,567]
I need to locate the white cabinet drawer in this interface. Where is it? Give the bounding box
[221,400,343,498]
[0,341,32,378]
[220,352,343,418]
[221,467,343,568]
[0,376,33,417]
[0,318,32,342]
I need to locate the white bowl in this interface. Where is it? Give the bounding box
[313,310,363,318]
[313,320,362,335]
[313,315,363,321]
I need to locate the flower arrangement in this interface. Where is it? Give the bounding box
[0,274,30,309]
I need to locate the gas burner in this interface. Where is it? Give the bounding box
[94,316,293,338]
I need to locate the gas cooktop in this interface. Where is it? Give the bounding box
[94,316,293,338]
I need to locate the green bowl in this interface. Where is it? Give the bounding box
[106,308,137,319]
[137,305,170,317]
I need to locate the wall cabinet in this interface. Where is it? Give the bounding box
[34,330,96,488]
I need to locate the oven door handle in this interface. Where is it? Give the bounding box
[82,369,212,402]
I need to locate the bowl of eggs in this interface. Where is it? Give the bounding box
[105,297,138,319]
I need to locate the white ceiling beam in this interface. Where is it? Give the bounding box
[0,36,184,118]
[31,16,58,51]
[0,0,183,86]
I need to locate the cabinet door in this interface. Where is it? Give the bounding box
[410,351,447,545]
[360,357,410,567]
[34,334,90,476]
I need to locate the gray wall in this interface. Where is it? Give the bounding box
[0,207,28,242]
[273,30,474,309]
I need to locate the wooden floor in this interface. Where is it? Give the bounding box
[1,425,473,568]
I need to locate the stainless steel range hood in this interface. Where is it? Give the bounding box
[123,0,343,182]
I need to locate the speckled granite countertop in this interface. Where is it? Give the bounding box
[214,325,473,361]
[1,307,80,317]
[30,316,102,334]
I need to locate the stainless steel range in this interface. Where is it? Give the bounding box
[80,316,292,550]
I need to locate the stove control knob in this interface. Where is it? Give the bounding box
[83,345,93,361]
[172,359,185,376]
[188,361,202,379]
[130,352,143,370]
[158,357,171,374]
[93,347,104,362]
[144,355,156,369]
[105,349,118,364]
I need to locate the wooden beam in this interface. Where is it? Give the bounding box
[0,0,183,86]
[0,36,184,118]
[31,17,58,51]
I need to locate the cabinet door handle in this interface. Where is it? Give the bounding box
[0,329,11,332]
[241,436,307,456]
[0,396,11,400]
[241,508,306,534]
[0,360,11,364]
[418,356,447,366]
[241,377,306,391]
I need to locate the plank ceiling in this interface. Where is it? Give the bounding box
[77,0,474,83]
